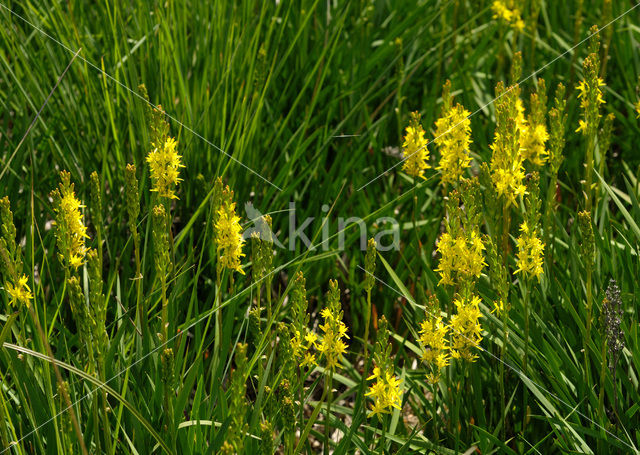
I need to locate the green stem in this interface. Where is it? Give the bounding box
[324,370,334,455]
[0,389,9,449]
[363,290,372,369]
[266,274,273,364]
[133,230,144,337]
[502,202,511,270]
[379,414,386,455]
[412,178,422,261]
[544,174,558,267]
[597,329,607,422]
[500,305,508,440]
[432,382,438,442]
[584,261,593,387]
[522,278,530,433]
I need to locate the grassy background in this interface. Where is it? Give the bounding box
[1,0,640,453]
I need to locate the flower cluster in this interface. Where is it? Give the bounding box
[435,104,473,185]
[520,123,549,166]
[215,201,245,275]
[449,295,483,361]
[5,275,33,309]
[516,173,545,280]
[51,171,89,270]
[366,317,402,418]
[515,222,544,278]
[576,54,605,136]
[146,136,184,199]
[1,197,33,309]
[366,367,403,418]
[291,329,318,368]
[490,85,527,205]
[418,312,449,384]
[435,230,485,287]
[317,280,349,371]
[491,0,525,31]
[401,112,430,179]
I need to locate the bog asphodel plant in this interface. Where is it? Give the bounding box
[0,197,32,309]
[214,199,245,276]
[318,279,349,371]
[490,53,527,206]
[520,80,549,166]
[491,0,525,31]
[435,185,486,289]
[449,295,484,361]
[418,297,450,384]
[515,172,544,279]
[147,136,184,200]
[401,111,430,179]
[51,170,89,271]
[366,316,402,418]
[290,272,317,369]
[434,81,473,187]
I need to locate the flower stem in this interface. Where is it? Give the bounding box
[324,370,334,455]
[584,260,593,387]
[363,289,372,370]
[522,278,530,433]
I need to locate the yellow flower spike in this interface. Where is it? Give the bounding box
[366,370,403,418]
[146,136,184,199]
[449,295,483,362]
[491,0,525,31]
[214,201,245,275]
[51,171,89,270]
[434,104,473,185]
[366,316,402,418]
[435,229,486,287]
[5,275,33,309]
[515,222,545,279]
[520,123,550,166]
[318,280,349,372]
[401,114,430,179]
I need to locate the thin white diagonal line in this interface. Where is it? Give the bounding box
[0,2,282,191]
[358,265,638,453]
[357,1,640,192]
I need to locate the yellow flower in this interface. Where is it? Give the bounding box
[492,299,505,314]
[291,328,318,367]
[146,136,183,199]
[435,105,473,185]
[418,314,449,383]
[449,295,483,362]
[490,95,529,205]
[51,171,89,270]
[520,123,549,166]
[418,316,449,363]
[576,77,605,135]
[435,230,486,287]
[492,0,525,31]
[214,201,245,275]
[318,284,349,371]
[365,368,403,418]
[515,222,545,278]
[5,275,33,308]
[401,124,430,179]
[300,351,317,368]
[635,99,640,119]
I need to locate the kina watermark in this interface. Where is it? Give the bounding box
[242,202,400,252]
